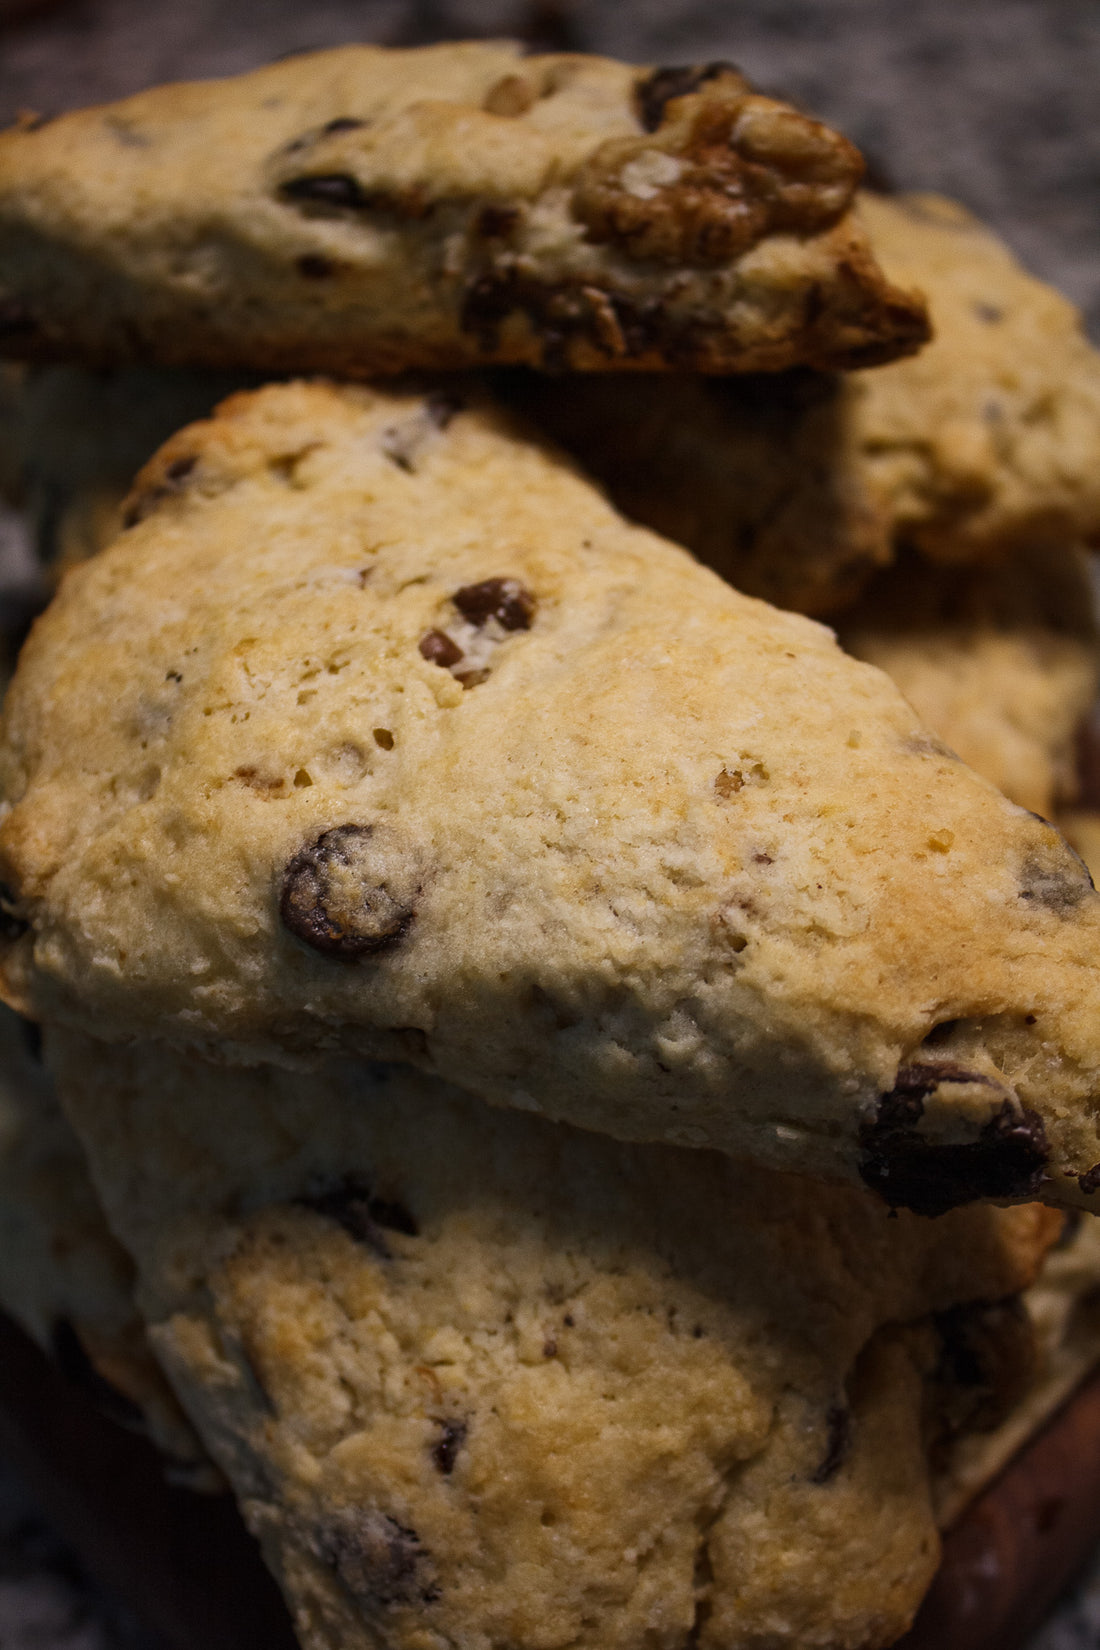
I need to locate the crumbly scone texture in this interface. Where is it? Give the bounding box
[0,1003,203,1466]
[0,44,928,377]
[0,364,251,577]
[45,1027,1061,1650]
[510,191,1100,614]
[8,381,1100,1211]
[837,547,1100,818]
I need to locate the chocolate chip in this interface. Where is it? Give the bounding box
[323,117,366,135]
[859,1072,1049,1216]
[476,205,521,239]
[0,297,37,339]
[419,629,464,668]
[0,883,28,942]
[810,1403,851,1484]
[312,1509,438,1609]
[50,1320,144,1430]
[297,253,335,278]
[280,173,369,209]
[453,577,535,631]
[1077,1164,1100,1196]
[297,1174,418,1258]
[432,1419,467,1475]
[635,62,744,132]
[279,823,418,960]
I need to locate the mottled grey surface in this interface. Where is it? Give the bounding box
[0,1,1099,1646]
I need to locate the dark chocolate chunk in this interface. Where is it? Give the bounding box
[280,173,370,209]
[810,1403,851,1484]
[635,62,744,132]
[432,1419,467,1475]
[279,823,418,960]
[298,1175,418,1257]
[859,1071,1049,1216]
[1077,1164,1100,1196]
[313,1508,438,1609]
[297,252,335,278]
[419,629,464,668]
[0,882,28,942]
[0,297,37,339]
[50,1319,145,1430]
[453,577,535,631]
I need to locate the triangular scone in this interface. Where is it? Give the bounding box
[0,44,927,376]
[837,547,1100,819]
[44,1028,1060,1650]
[512,192,1100,614]
[7,382,1100,1212]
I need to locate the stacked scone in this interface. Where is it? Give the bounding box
[2,41,1100,1650]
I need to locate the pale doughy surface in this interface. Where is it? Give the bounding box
[0,45,927,378]
[512,192,1100,615]
[838,548,1100,819]
[0,1004,202,1467]
[7,381,1100,1210]
[45,1027,1060,1650]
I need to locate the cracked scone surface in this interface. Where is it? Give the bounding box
[7,381,1100,1210]
[0,1003,202,1465]
[512,191,1100,614]
[0,44,927,376]
[837,547,1100,818]
[45,1028,1060,1650]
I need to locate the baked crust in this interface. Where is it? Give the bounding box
[0,45,927,375]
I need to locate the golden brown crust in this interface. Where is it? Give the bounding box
[0,45,927,376]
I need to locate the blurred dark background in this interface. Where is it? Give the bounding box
[0,1,1098,1646]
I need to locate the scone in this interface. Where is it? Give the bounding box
[0,1003,204,1470]
[837,547,1100,819]
[44,1026,1061,1650]
[7,380,1100,1211]
[510,192,1100,614]
[0,45,928,377]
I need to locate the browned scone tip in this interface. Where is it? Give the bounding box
[0,42,927,376]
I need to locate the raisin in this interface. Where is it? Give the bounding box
[858,1069,1049,1216]
[635,63,744,133]
[297,1175,418,1258]
[432,1419,467,1475]
[453,577,535,631]
[280,174,369,209]
[279,824,418,960]
[419,630,464,668]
